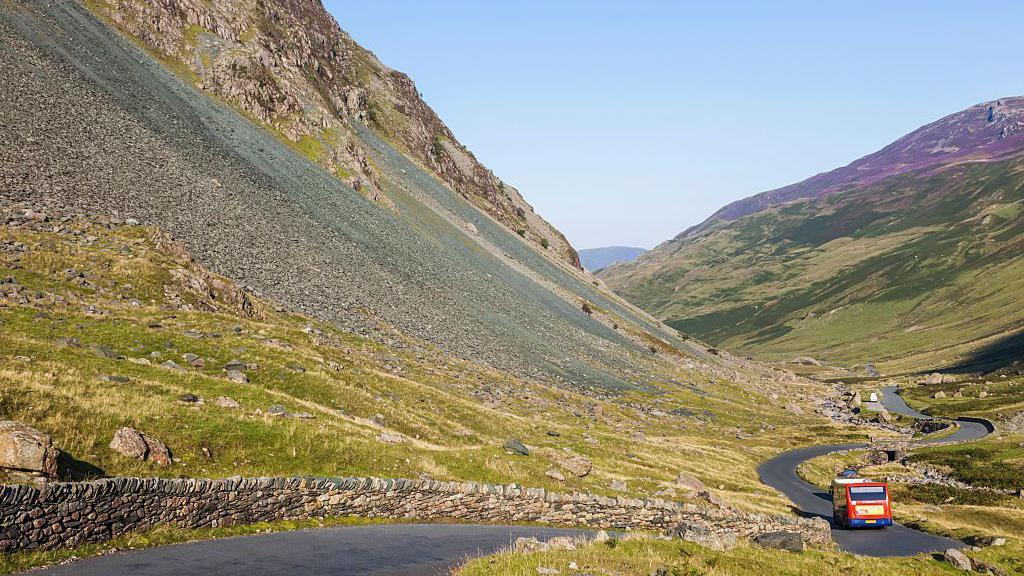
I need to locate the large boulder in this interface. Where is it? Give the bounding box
[0,421,59,478]
[943,548,973,571]
[753,531,805,552]
[876,408,894,424]
[848,391,862,408]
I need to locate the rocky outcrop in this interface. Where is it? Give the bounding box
[87,0,579,268]
[0,475,831,553]
[0,421,58,479]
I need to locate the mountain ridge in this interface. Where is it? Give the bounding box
[579,246,646,272]
[600,97,1024,371]
[677,96,1024,241]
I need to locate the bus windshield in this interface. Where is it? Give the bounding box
[849,485,887,501]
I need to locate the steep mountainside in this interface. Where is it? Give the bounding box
[579,246,646,272]
[601,99,1024,372]
[85,0,578,268]
[1,0,665,391]
[0,0,843,522]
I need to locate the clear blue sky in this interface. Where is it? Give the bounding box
[325,0,1024,249]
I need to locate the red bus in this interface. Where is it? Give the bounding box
[830,477,892,528]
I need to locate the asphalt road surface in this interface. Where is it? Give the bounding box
[759,386,991,556]
[25,524,592,576]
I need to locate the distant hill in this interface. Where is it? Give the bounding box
[579,246,646,272]
[600,98,1024,372]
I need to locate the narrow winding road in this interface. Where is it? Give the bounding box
[26,524,592,576]
[758,386,992,557]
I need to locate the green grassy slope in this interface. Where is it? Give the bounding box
[601,157,1024,372]
[0,209,856,512]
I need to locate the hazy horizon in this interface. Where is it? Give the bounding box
[328,0,1024,249]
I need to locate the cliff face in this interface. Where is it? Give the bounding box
[90,0,579,268]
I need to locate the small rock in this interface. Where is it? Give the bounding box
[90,344,118,359]
[109,427,148,460]
[991,537,1006,547]
[545,468,565,481]
[934,391,946,399]
[109,427,169,466]
[293,412,315,419]
[226,370,248,384]
[161,360,182,370]
[546,430,560,437]
[100,375,130,383]
[179,394,202,404]
[376,432,405,444]
[225,359,247,372]
[975,561,1008,576]
[503,438,529,456]
[514,537,547,552]
[592,530,610,543]
[536,568,558,576]
[266,405,288,417]
[943,548,972,571]
[556,453,592,477]
[143,434,172,467]
[675,471,706,493]
[214,396,240,409]
[785,403,803,415]
[610,479,627,491]
[546,536,577,551]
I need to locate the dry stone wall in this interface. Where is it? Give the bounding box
[0,475,830,553]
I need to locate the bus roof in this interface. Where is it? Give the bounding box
[832,477,871,485]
